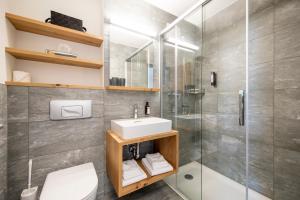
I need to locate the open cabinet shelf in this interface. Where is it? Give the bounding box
[6,47,103,69]
[106,130,179,197]
[6,13,103,47]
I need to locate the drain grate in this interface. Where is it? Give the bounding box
[184,174,194,180]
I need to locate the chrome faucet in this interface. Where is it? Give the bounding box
[133,104,138,119]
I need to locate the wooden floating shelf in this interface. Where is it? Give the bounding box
[106,130,179,197]
[6,47,103,69]
[106,86,160,92]
[6,13,103,47]
[5,81,105,90]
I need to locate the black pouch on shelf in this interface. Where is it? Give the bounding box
[45,11,87,32]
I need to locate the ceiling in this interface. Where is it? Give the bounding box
[143,0,200,17]
[143,0,239,26]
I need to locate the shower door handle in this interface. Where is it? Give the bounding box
[239,90,245,126]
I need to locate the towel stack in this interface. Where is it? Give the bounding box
[142,153,173,176]
[122,159,147,187]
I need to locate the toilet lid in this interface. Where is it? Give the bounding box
[40,162,98,200]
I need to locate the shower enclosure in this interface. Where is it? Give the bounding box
[161,0,248,199]
[160,0,300,199]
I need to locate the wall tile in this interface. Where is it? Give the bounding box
[7,159,28,200]
[274,117,300,152]
[248,165,273,198]
[29,117,104,157]
[249,0,273,14]
[8,122,28,162]
[249,34,274,65]
[274,23,300,60]
[274,88,300,120]
[275,56,300,90]
[202,93,218,113]
[0,84,7,199]
[248,90,274,117]
[249,62,274,90]
[219,43,245,70]
[274,0,300,31]
[274,147,300,200]
[218,92,239,114]
[248,115,273,144]
[7,86,28,123]
[249,142,273,170]
[250,6,274,40]
[217,114,245,140]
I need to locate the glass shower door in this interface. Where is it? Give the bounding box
[201,0,247,200]
[162,0,248,200]
[162,6,203,200]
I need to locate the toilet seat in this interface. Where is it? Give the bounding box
[40,162,98,200]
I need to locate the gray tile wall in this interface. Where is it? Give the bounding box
[0,84,7,200]
[273,0,300,199]
[249,0,274,197]
[6,86,163,200]
[248,0,300,199]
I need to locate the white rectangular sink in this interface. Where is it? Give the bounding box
[111,117,172,139]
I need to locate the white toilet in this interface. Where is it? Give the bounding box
[40,162,98,200]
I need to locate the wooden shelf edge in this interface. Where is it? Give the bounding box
[5,81,105,90]
[107,130,178,145]
[6,13,103,47]
[6,47,103,69]
[5,81,162,92]
[106,86,160,92]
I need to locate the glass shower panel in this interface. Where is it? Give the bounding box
[162,6,203,200]
[201,0,247,200]
[161,29,176,123]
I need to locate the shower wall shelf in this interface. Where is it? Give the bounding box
[6,13,103,47]
[106,130,179,197]
[6,47,103,69]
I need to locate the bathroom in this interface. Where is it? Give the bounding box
[0,0,299,199]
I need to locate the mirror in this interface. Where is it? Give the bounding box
[104,0,176,88]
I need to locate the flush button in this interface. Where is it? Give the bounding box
[50,100,92,120]
[61,105,83,118]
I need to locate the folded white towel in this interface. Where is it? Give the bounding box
[122,160,147,187]
[122,172,147,187]
[123,168,143,180]
[146,153,162,159]
[142,158,173,176]
[146,153,169,169]
[123,160,143,180]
